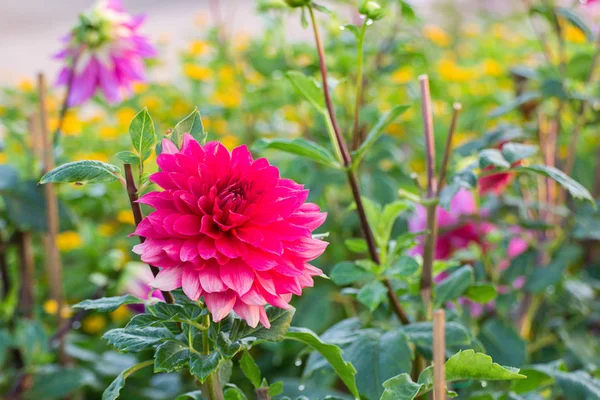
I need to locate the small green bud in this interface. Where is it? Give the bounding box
[284,0,311,7]
[359,1,385,21]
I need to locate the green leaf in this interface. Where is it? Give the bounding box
[330,261,375,285]
[189,351,221,383]
[285,327,359,399]
[357,280,388,311]
[269,381,284,396]
[40,160,122,185]
[342,24,361,39]
[478,149,510,169]
[525,245,581,292]
[103,327,172,352]
[154,340,190,373]
[129,108,156,161]
[115,151,140,165]
[488,91,540,118]
[353,105,410,167]
[240,350,261,388]
[253,138,340,168]
[400,321,471,352]
[103,360,153,400]
[73,295,144,312]
[556,7,594,42]
[511,368,554,393]
[478,319,527,367]
[518,165,593,204]
[175,390,204,400]
[464,283,498,304]
[377,201,411,246]
[345,238,368,253]
[380,374,422,400]
[531,364,600,398]
[501,143,538,164]
[0,165,19,191]
[235,307,295,342]
[27,366,95,399]
[445,350,527,381]
[171,107,207,147]
[434,266,474,307]
[387,256,420,278]
[285,71,326,112]
[224,385,248,400]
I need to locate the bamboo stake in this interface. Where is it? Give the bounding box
[433,309,446,400]
[419,75,438,320]
[37,73,67,362]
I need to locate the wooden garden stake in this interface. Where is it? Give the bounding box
[37,73,67,362]
[419,75,438,320]
[433,309,446,400]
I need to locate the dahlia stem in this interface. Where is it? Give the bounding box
[123,164,175,304]
[418,75,438,320]
[201,322,224,400]
[307,5,409,325]
[351,20,368,149]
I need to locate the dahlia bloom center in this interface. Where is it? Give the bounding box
[133,135,327,328]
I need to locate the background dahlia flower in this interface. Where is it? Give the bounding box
[122,262,164,313]
[55,0,156,106]
[133,135,327,328]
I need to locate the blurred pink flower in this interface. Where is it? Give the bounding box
[133,135,327,328]
[409,188,491,260]
[479,143,520,195]
[124,263,164,313]
[55,0,156,106]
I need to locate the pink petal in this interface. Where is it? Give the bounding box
[182,268,202,300]
[220,259,254,295]
[151,267,183,291]
[233,301,261,328]
[198,261,227,293]
[204,291,237,322]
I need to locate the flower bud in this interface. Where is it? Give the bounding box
[284,0,311,7]
[359,1,385,20]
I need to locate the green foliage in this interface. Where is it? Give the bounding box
[128,108,156,162]
[73,295,145,312]
[171,107,206,147]
[254,137,340,168]
[518,165,594,204]
[39,160,122,185]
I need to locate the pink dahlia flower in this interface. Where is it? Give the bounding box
[132,135,327,328]
[55,0,156,106]
[408,188,491,260]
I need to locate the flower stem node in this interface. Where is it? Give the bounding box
[359,1,385,21]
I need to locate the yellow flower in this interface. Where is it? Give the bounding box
[99,223,117,237]
[453,131,475,146]
[482,59,503,77]
[173,100,192,116]
[56,231,83,252]
[18,78,34,92]
[217,66,236,84]
[56,112,83,136]
[100,126,120,140]
[462,24,480,38]
[0,105,5,116]
[221,135,240,150]
[189,40,210,56]
[110,305,131,322]
[564,24,586,44]
[391,66,414,84]
[0,153,6,164]
[116,108,137,128]
[438,59,476,83]
[213,90,242,108]
[423,25,451,47]
[43,299,59,315]
[133,82,148,94]
[117,210,135,225]
[184,63,213,81]
[74,152,109,163]
[142,95,162,112]
[233,34,251,52]
[409,159,426,173]
[82,315,106,334]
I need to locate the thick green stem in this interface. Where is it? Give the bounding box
[201,316,224,400]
